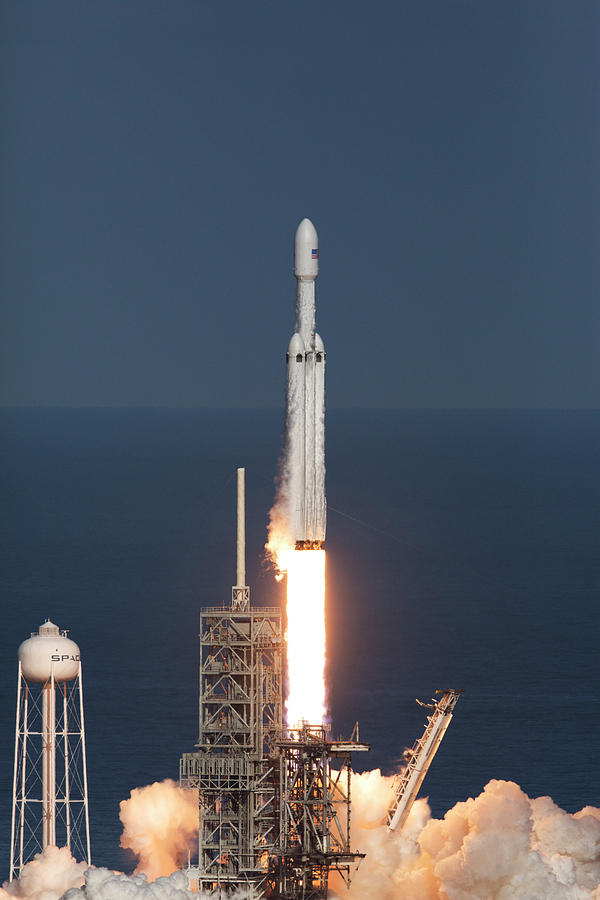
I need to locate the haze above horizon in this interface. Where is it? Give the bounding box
[1,1,598,409]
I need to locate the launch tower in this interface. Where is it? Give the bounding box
[181,469,368,898]
[274,724,368,898]
[180,469,283,894]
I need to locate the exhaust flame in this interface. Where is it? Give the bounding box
[268,517,326,728]
[282,548,326,727]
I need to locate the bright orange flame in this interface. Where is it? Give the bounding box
[280,548,326,727]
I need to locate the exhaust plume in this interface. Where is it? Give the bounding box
[267,428,327,727]
[0,847,86,900]
[331,771,600,899]
[64,869,260,899]
[3,777,598,898]
[119,779,199,881]
[63,869,195,899]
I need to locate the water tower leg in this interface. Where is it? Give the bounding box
[62,682,71,852]
[9,664,22,881]
[78,664,91,865]
[42,674,56,848]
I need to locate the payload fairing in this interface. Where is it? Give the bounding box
[286,218,326,549]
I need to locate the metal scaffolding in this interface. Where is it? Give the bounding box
[180,469,367,897]
[180,606,283,894]
[270,724,369,899]
[386,689,462,834]
[180,470,283,894]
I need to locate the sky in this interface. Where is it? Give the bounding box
[1,0,598,408]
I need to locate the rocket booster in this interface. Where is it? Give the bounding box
[286,218,326,550]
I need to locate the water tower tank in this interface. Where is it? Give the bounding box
[18,620,81,682]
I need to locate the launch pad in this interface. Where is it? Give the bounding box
[179,602,368,898]
[180,470,367,898]
[275,724,368,899]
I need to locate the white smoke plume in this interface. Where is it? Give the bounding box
[119,780,199,881]
[0,846,86,900]
[0,780,199,900]
[0,853,257,900]
[63,868,195,899]
[64,868,260,899]
[4,776,599,899]
[265,372,297,574]
[265,461,293,575]
[332,771,600,899]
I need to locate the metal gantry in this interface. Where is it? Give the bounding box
[180,605,283,895]
[180,469,368,897]
[271,724,369,899]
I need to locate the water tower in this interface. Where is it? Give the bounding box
[9,620,91,880]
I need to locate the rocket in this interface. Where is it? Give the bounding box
[286,218,326,550]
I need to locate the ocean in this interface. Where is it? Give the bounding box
[1,408,598,873]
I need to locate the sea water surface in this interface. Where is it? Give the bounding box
[1,408,598,872]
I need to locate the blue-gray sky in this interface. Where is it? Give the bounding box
[1,1,598,407]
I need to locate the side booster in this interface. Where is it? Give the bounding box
[286,218,326,549]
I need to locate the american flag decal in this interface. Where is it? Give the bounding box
[312,248,319,259]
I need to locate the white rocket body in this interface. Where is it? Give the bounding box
[286,218,326,549]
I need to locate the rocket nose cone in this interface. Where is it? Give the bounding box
[295,218,318,244]
[294,218,319,278]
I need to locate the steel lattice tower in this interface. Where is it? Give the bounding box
[180,469,282,894]
[271,724,368,899]
[181,469,368,898]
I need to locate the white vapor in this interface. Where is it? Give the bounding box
[0,853,257,900]
[64,868,260,899]
[64,869,260,899]
[333,771,600,899]
[3,777,599,899]
[0,847,86,899]
[63,868,196,899]
[119,780,198,881]
[0,781,200,900]
[265,365,297,572]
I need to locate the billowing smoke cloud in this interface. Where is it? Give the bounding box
[65,868,210,898]
[332,771,600,899]
[0,781,199,900]
[0,846,86,899]
[0,853,257,900]
[65,869,260,899]
[266,459,293,575]
[4,776,599,898]
[63,868,195,899]
[119,780,199,881]
[265,371,297,574]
